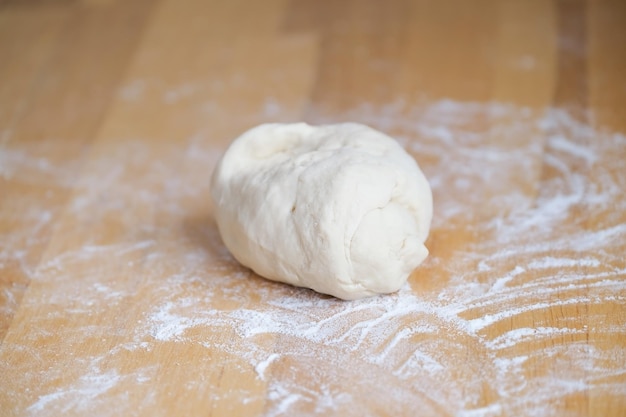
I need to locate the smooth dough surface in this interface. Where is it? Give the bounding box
[210,123,433,300]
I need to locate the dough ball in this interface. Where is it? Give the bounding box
[210,123,433,300]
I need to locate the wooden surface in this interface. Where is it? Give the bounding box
[1,0,625,416]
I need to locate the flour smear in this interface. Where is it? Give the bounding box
[1,98,625,417]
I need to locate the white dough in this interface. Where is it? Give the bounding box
[210,123,433,300]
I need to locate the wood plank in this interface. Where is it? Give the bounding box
[586,2,626,413]
[0,0,156,339]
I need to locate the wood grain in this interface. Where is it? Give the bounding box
[1,1,625,416]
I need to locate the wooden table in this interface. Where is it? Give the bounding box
[1,0,625,416]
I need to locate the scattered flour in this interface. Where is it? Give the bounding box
[1,98,625,416]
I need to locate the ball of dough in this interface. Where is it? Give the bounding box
[210,123,433,300]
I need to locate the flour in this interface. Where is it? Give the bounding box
[1,99,625,416]
[26,365,122,415]
[254,353,280,381]
[486,327,585,350]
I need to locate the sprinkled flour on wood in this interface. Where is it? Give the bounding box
[1,99,625,416]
